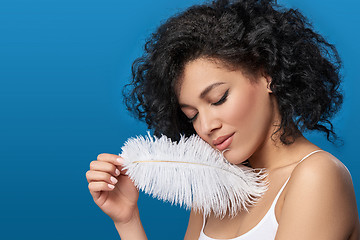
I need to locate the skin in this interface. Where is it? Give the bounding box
[86,155,147,239]
[86,57,359,240]
[180,58,359,239]
[177,58,276,167]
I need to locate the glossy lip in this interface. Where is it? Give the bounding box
[213,133,235,151]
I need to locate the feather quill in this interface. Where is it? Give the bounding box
[119,133,268,218]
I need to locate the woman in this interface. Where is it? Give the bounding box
[86,0,360,239]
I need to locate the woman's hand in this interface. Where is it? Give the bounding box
[86,153,139,223]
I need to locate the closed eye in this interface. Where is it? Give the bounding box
[186,89,229,123]
[212,89,229,106]
[187,112,198,123]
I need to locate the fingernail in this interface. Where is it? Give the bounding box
[108,184,115,189]
[110,176,118,184]
[115,168,120,176]
[116,158,124,164]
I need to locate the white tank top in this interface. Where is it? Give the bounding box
[198,150,324,240]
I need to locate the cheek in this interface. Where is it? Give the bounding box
[221,86,273,162]
[221,88,259,126]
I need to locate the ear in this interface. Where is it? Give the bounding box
[261,73,272,93]
[257,69,272,93]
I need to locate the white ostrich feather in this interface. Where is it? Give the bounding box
[119,133,269,218]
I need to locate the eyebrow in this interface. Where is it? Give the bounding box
[200,82,226,99]
[179,82,226,108]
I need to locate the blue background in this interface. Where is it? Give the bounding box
[0,0,358,239]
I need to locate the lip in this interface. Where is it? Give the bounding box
[213,133,235,151]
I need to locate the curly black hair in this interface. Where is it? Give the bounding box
[123,0,343,144]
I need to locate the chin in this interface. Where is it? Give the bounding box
[222,149,248,165]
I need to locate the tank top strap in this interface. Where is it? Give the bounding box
[297,149,324,165]
[200,150,325,239]
[201,213,206,233]
[269,176,290,211]
[269,149,325,210]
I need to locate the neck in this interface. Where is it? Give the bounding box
[247,132,319,171]
[246,96,320,171]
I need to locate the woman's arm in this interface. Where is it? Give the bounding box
[114,207,147,240]
[86,153,148,239]
[184,210,204,240]
[275,153,359,240]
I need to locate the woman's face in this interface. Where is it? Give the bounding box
[177,58,276,165]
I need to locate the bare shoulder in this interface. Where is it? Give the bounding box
[275,151,359,240]
[288,151,357,210]
[290,151,353,193]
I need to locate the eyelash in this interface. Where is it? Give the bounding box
[187,89,229,123]
[212,89,229,106]
[188,114,198,123]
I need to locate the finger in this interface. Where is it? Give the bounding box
[86,170,118,185]
[116,165,129,176]
[88,181,115,193]
[89,160,120,177]
[97,153,124,166]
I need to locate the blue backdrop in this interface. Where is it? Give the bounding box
[0,0,358,239]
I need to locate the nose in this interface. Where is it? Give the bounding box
[196,110,221,136]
